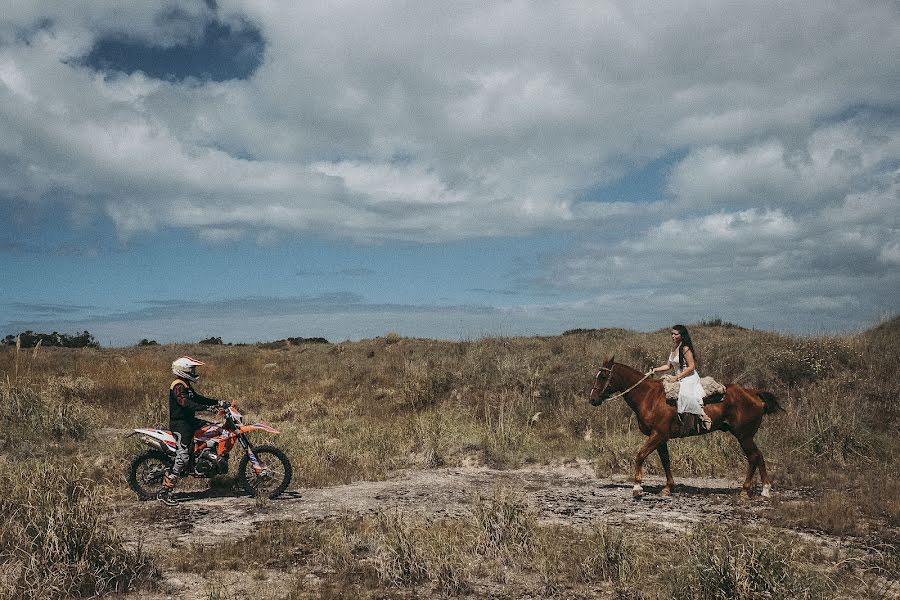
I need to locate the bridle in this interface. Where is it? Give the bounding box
[591,363,650,403]
[591,365,615,400]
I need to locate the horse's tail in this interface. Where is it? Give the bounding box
[755,390,784,415]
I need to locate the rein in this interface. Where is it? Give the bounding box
[592,364,650,402]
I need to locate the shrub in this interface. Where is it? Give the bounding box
[576,522,637,584]
[472,489,536,560]
[371,511,430,586]
[697,317,746,329]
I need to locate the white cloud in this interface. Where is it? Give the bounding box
[542,188,897,330]
[1,0,898,333]
[311,161,467,208]
[668,120,900,211]
[2,0,898,243]
[880,242,900,266]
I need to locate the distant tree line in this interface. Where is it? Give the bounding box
[257,336,330,349]
[2,332,332,349]
[132,336,331,348]
[696,317,746,329]
[2,330,100,348]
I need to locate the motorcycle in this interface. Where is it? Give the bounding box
[127,401,292,500]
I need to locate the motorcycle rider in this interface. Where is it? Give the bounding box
[158,356,228,506]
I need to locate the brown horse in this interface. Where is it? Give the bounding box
[589,357,783,498]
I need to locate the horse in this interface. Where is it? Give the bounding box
[589,357,783,499]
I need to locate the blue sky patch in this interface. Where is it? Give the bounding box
[578,152,685,204]
[82,19,264,82]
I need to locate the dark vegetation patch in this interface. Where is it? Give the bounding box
[2,330,99,348]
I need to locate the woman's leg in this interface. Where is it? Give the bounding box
[680,379,711,428]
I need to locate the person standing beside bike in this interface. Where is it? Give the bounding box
[158,356,228,506]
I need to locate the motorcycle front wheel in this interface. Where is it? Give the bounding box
[128,450,172,500]
[238,445,292,498]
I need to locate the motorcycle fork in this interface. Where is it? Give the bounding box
[238,434,265,474]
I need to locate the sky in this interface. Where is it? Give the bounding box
[1,1,898,347]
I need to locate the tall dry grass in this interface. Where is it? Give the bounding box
[0,459,157,600]
[0,316,897,597]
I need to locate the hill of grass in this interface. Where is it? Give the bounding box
[0,320,897,598]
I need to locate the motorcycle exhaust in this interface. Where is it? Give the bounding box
[127,431,169,454]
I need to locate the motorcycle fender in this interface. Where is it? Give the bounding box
[239,423,280,435]
[129,429,177,454]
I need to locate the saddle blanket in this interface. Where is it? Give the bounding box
[663,376,726,401]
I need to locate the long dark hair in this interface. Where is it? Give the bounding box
[672,324,699,369]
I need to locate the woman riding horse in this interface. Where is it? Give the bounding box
[646,325,712,431]
[590,356,782,498]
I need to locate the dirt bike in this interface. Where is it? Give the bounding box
[127,401,292,500]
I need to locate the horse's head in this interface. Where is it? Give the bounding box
[589,356,616,406]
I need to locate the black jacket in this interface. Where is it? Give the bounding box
[169,379,217,425]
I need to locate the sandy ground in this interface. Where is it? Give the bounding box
[117,462,878,599]
[124,463,783,547]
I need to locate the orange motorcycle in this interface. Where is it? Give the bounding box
[127,401,292,500]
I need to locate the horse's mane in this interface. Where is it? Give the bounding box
[613,361,662,390]
[613,362,644,377]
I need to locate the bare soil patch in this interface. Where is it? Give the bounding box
[116,463,842,599]
[124,464,784,546]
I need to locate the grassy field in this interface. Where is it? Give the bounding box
[1,317,898,598]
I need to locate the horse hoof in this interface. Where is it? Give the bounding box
[633,484,643,498]
[761,484,772,498]
[659,487,671,497]
[739,489,750,500]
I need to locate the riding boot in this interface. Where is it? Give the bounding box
[157,472,178,506]
[157,488,177,506]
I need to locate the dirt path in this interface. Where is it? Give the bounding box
[120,464,900,599]
[122,462,789,549]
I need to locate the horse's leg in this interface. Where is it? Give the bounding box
[657,442,675,496]
[756,443,771,498]
[633,433,663,498]
[738,436,765,498]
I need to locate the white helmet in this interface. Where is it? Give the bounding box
[172,356,205,383]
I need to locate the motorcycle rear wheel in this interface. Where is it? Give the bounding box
[128,450,172,500]
[238,445,292,498]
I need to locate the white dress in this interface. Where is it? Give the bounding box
[669,348,706,416]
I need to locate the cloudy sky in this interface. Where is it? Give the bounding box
[1,0,898,346]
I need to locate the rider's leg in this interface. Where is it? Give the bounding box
[158,421,194,505]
